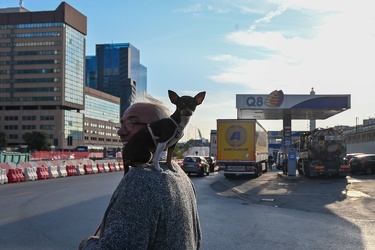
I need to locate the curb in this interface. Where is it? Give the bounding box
[277,172,302,180]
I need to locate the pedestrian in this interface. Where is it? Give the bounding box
[268,154,274,170]
[79,94,202,250]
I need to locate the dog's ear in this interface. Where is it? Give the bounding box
[168,90,179,105]
[194,91,206,105]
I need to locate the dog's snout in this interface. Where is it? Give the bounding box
[180,109,193,116]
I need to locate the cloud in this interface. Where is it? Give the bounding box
[203,0,375,131]
[209,1,375,94]
[248,5,287,31]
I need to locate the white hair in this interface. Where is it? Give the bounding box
[131,92,170,120]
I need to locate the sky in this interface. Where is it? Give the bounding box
[2,0,375,141]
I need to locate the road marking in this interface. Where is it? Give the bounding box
[347,177,362,183]
[261,198,275,202]
[343,190,370,197]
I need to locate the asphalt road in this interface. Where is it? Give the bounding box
[0,168,374,249]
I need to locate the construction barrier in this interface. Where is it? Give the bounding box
[36,167,49,180]
[66,165,77,176]
[103,163,110,173]
[96,163,104,173]
[108,163,115,172]
[57,165,68,177]
[118,162,124,171]
[76,164,85,175]
[0,159,120,184]
[24,167,37,181]
[7,168,24,183]
[84,164,93,174]
[48,166,59,178]
[0,168,8,184]
[114,162,120,171]
[91,164,98,174]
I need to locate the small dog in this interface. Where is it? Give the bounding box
[123,90,206,174]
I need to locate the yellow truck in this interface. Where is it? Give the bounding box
[217,119,268,178]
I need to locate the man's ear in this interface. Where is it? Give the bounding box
[168,90,179,104]
[194,91,206,105]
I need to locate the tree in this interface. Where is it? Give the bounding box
[0,130,8,148]
[22,131,51,151]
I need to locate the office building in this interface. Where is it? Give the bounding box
[85,55,98,89]
[96,43,147,115]
[82,86,121,149]
[0,2,121,151]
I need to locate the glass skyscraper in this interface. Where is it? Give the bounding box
[96,43,147,115]
[85,55,98,89]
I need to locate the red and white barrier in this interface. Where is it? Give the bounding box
[108,163,115,172]
[48,166,59,178]
[114,162,120,171]
[66,165,77,176]
[91,164,98,174]
[0,159,123,185]
[84,164,93,174]
[118,162,124,171]
[103,163,110,173]
[57,165,68,177]
[24,167,37,181]
[96,163,104,173]
[76,164,85,175]
[8,168,25,183]
[0,168,8,184]
[37,167,49,180]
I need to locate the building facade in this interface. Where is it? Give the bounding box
[0,3,121,151]
[82,86,121,150]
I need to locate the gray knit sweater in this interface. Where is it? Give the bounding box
[80,162,202,250]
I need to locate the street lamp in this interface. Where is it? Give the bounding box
[356,117,359,133]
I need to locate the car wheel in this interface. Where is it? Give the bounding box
[199,169,204,177]
[366,167,372,175]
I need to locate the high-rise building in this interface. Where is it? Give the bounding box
[85,55,98,89]
[96,43,147,116]
[0,3,121,151]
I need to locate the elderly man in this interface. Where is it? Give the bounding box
[79,95,202,250]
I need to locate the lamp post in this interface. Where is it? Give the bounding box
[356,117,359,134]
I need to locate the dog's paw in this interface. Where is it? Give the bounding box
[153,163,163,172]
[167,162,177,172]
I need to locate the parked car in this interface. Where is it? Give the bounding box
[181,155,210,176]
[346,153,363,163]
[349,154,375,175]
[204,156,218,172]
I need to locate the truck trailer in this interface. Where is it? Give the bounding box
[217,119,268,178]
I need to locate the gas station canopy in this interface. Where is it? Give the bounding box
[236,90,351,120]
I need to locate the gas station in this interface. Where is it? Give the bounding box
[235,89,351,176]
